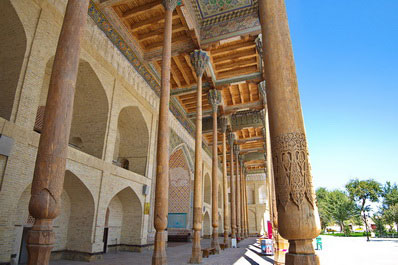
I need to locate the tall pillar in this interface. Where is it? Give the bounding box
[189,50,209,264]
[220,117,230,247]
[234,145,241,241]
[244,171,250,237]
[152,1,178,264]
[227,132,237,247]
[240,160,248,238]
[259,1,321,264]
[239,156,245,239]
[260,83,288,265]
[208,89,222,253]
[26,1,89,264]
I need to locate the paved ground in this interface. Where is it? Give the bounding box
[51,235,398,264]
[51,237,274,265]
[316,235,398,265]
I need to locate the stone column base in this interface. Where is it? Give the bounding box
[285,253,320,265]
[152,231,167,265]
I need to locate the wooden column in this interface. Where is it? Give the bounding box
[26,1,89,264]
[208,89,221,253]
[240,160,248,238]
[220,117,230,247]
[152,1,178,264]
[239,156,245,239]
[227,132,237,246]
[244,171,249,237]
[259,1,321,264]
[190,50,209,264]
[234,145,241,241]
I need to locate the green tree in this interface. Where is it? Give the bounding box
[346,179,382,241]
[384,204,398,232]
[382,182,398,208]
[316,187,332,231]
[325,190,358,233]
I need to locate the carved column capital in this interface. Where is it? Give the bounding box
[255,34,263,58]
[162,0,178,11]
[191,50,209,77]
[239,155,244,167]
[227,131,235,147]
[258,81,267,105]
[208,89,222,113]
[219,116,228,133]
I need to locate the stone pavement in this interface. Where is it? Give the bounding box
[51,237,275,265]
[316,235,398,265]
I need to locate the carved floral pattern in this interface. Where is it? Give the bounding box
[273,132,315,210]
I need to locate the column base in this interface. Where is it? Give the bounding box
[211,232,221,254]
[189,230,202,264]
[152,231,167,265]
[27,220,55,265]
[223,231,230,248]
[285,239,319,265]
[285,253,319,265]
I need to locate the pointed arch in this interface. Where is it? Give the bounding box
[106,187,143,247]
[0,0,27,120]
[36,59,109,159]
[204,173,211,204]
[203,211,211,237]
[114,106,149,175]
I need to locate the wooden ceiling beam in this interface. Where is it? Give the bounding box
[213,49,256,64]
[170,66,182,88]
[173,56,191,86]
[122,0,162,19]
[215,57,257,72]
[145,34,189,51]
[238,83,244,104]
[184,54,197,82]
[136,23,185,41]
[211,42,256,56]
[130,13,179,31]
[217,65,258,80]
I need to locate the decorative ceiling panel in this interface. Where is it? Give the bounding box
[196,0,253,19]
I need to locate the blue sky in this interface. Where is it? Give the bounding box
[285,0,398,190]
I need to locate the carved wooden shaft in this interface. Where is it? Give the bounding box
[259,0,321,264]
[190,50,209,264]
[244,174,249,237]
[241,163,247,238]
[209,90,221,253]
[239,157,245,239]
[220,118,230,247]
[27,1,89,264]
[228,133,236,239]
[234,146,241,240]
[152,2,178,264]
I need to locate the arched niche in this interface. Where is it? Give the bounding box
[106,187,143,248]
[36,59,109,159]
[203,211,211,237]
[218,212,223,233]
[168,147,191,220]
[0,1,27,120]
[113,106,149,175]
[204,173,211,204]
[14,171,95,263]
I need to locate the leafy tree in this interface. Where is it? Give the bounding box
[382,182,398,208]
[384,204,398,232]
[325,190,358,233]
[345,179,382,241]
[316,187,332,231]
[372,214,386,236]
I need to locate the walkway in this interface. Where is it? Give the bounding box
[316,235,398,265]
[51,237,274,265]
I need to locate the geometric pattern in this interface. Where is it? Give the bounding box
[169,149,191,213]
[196,0,252,19]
